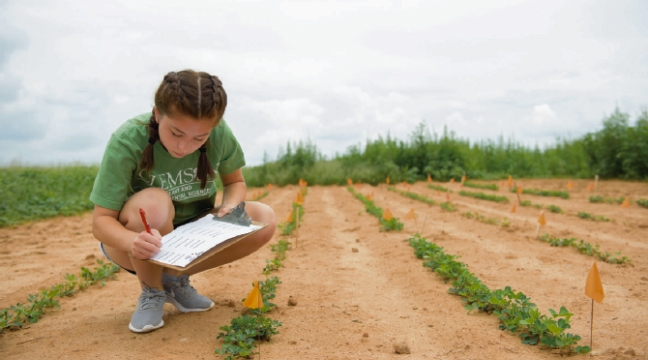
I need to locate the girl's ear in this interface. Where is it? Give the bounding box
[153,107,159,119]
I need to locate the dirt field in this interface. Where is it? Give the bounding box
[1,179,647,360]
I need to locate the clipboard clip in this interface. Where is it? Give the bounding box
[213,202,252,226]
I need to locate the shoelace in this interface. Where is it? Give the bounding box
[140,288,165,310]
[174,275,198,297]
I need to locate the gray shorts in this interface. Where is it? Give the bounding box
[99,242,136,275]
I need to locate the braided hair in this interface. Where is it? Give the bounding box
[140,70,228,189]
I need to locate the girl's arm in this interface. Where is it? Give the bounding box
[92,205,162,259]
[216,168,247,217]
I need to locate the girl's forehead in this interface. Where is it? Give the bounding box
[162,113,214,135]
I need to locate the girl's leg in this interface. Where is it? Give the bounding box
[102,187,175,289]
[179,201,277,276]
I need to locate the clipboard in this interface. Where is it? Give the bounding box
[147,202,266,272]
[148,220,266,272]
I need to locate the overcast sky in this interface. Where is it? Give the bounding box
[1,0,646,167]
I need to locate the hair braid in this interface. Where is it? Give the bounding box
[139,110,160,171]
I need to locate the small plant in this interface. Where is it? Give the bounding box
[463,181,499,191]
[216,278,283,359]
[440,201,456,212]
[263,240,291,275]
[459,190,509,203]
[408,234,589,354]
[520,200,543,209]
[461,212,510,227]
[547,205,563,214]
[428,184,451,193]
[577,212,611,222]
[512,187,569,199]
[1,260,120,333]
[539,235,631,265]
[588,195,624,204]
[278,202,304,236]
[636,198,648,209]
[347,187,404,231]
[388,186,436,206]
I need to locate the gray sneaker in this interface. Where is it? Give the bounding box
[129,286,165,333]
[162,274,215,313]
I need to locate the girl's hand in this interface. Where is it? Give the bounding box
[215,203,237,218]
[130,229,162,260]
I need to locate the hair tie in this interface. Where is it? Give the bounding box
[199,147,206,153]
[148,137,156,145]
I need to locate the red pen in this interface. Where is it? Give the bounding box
[139,208,152,234]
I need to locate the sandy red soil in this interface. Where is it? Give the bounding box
[1,179,647,360]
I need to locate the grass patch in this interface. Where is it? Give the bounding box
[577,212,611,222]
[539,235,631,265]
[0,166,98,227]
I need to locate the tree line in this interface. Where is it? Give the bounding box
[243,107,648,186]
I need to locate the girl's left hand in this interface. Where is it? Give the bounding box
[215,203,237,218]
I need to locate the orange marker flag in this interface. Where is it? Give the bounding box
[267,183,273,189]
[511,204,517,213]
[507,175,513,188]
[538,211,546,226]
[355,182,362,189]
[347,178,353,185]
[585,262,605,303]
[382,208,393,221]
[445,191,451,201]
[620,196,631,208]
[461,175,466,183]
[450,178,455,184]
[427,174,432,183]
[284,210,294,223]
[295,191,304,205]
[516,186,523,195]
[404,208,417,220]
[386,176,390,184]
[365,193,373,201]
[586,182,594,192]
[242,281,264,309]
[566,180,574,190]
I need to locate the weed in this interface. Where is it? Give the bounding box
[635,198,647,209]
[547,205,563,214]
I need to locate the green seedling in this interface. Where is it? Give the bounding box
[428,184,451,193]
[408,234,588,354]
[463,181,499,191]
[547,205,563,214]
[440,202,456,212]
[347,187,404,231]
[512,187,569,199]
[539,235,631,265]
[577,212,611,222]
[1,260,120,333]
[459,190,509,203]
[387,186,436,206]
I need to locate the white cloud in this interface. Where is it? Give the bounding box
[531,104,557,125]
[0,0,646,166]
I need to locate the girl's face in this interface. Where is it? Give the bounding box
[155,110,215,158]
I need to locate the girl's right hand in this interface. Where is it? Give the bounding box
[130,229,162,260]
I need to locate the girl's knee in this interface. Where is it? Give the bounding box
[121,188,175,232]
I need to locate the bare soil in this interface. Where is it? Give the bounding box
[1,179,647,360]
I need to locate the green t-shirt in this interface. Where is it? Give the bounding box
[90,113,246,225]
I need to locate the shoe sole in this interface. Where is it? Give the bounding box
[129,319,164,333]
[165,296,215,313]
